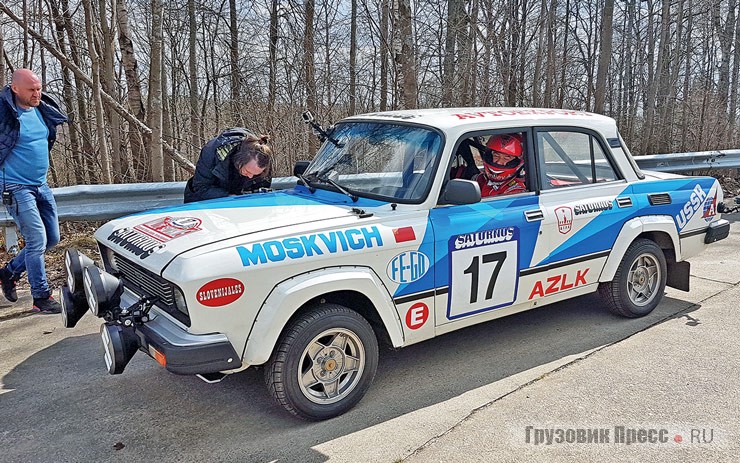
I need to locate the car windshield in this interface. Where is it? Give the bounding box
[305,122,443,203]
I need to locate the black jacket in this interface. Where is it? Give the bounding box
[0,85,68,167]
[184,128,271,203]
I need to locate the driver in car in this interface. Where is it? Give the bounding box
[474,133,527,197]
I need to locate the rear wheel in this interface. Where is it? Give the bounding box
[265,304,379,420]
[598,239,667,318]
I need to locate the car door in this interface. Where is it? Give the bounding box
[523,127,630,304]
[429,129,548,330]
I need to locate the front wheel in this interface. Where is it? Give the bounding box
[598,239,667,318]
[265,304,379,421]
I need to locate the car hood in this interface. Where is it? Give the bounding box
[95,188,385,272]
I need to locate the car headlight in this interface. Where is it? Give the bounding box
[65,249,94,295]
[173,286,189,317]
[101,323,139,375]
[83,265,123,317]
[61,286,89,328]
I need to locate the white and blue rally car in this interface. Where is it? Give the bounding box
[62,108,730,420]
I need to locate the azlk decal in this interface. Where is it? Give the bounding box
[528,268,590,300]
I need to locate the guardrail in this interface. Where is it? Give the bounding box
[1,149,738,251]
[634,149,740,172]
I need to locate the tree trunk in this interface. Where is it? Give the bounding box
[268,0,278,128]
[99,0,123,181]
[594,0,614,113]
[229,0,240,126]
[532,0,547,107]
[394,0,417,109]
[48,0,82,185]
[730,0,740,140]
[443,0,462,105]
[304,0,318,152]
[349,0,357,115]
[189,0,200,157]
[380,0,389,111]
[82,0,112,183]
[116,0,147,180]
[148,0,164,182]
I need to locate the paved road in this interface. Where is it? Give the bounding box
[1,218,738,463]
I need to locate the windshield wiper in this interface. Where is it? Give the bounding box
[296,173,316,193]
[310,174,358,202]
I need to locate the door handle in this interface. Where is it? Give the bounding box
[525,209,545,222]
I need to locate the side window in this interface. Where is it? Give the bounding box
[450,131,528,198]
[537,130,619,190]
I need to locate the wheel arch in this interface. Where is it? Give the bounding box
[599,216,679,283]
[243,266,404,366]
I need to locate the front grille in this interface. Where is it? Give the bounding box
[101,246,190,326]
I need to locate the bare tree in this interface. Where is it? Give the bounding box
[148,0,164,181]
[82,0,112,183]
[305,0,318,152]
[594,0,614,113]
[394,0,417,108]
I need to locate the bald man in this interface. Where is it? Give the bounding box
[0,69,68,314]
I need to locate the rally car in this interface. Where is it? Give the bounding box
[62,108,731,420]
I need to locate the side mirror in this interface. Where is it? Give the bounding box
[293,160,311,177]
[302,111,315,124]
[439,179,481,205]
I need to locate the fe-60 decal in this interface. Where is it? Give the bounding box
[447,227,519,319]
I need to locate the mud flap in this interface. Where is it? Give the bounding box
[666,260,690,292]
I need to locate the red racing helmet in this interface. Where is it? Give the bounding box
[482,133,524,183]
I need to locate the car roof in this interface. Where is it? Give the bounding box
[343,107,619,137]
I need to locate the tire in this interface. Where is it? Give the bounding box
[264,304,379,421]
[598,238,667,318]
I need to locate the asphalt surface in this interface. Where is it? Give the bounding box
[1,217,738,462]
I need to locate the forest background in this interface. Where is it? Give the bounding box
[0,0,739,186]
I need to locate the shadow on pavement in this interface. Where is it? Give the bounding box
[0,292,700,463]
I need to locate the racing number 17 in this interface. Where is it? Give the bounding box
[463,251,507,304]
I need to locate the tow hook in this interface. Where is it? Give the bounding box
[197,372,227,383]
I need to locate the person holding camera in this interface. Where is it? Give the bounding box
[183,128,273,203]
[0,69,68,314]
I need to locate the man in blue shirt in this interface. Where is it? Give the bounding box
[0,69,68,313]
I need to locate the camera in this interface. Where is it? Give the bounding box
[2,190,12,206]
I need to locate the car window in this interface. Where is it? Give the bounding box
[306,122,443,203]
[536,129,619,190]
[450,131,528,198]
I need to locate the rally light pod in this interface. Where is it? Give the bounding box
[61,285,88,328]
[101,323,139,375]
[83,265,123,317]
[65,249,94,294]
